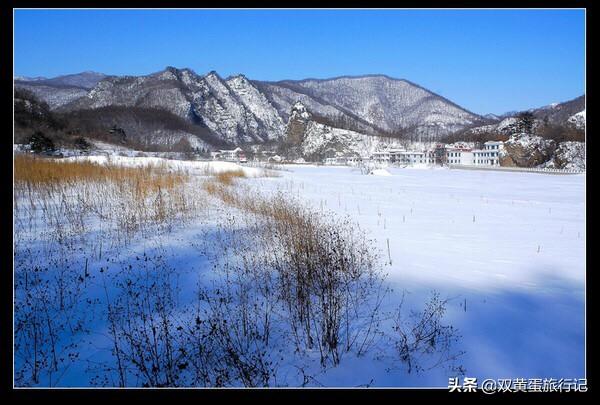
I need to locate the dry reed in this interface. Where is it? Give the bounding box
[14,154,187,193]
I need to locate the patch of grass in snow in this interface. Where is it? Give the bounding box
[13,156,465,387]
[214,169,246,185]
[14,153,186,191]
[199,175,466,379]
[13,154,210,387]
[202,174,387,367]
[14,153,205,249]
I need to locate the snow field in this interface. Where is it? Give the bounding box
[248,164,585,383]
[13,156,585,386]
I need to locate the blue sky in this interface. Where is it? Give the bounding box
[14,9,585,115]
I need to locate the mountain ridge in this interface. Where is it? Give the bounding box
[14,67,585,150]
[266,74,480,119]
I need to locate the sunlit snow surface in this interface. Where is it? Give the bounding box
[15,158,585,387]
[248,164,585,385]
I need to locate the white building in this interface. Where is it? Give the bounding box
[471,141,503,166]
[392,150,435,165]
[324,155,362,166]
[446,141,504,166]
[215,147,247,163]
[371,150,392,164]
[370,148,435,166]
[446,147,473,165]
[346,156,363,166]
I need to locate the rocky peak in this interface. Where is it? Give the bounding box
[290,101,311,121]
[224,74,252,91]
[285,102,312,145]
[205,70,222,81]
[227,73,247,82]
[155,66,198,84]
[154,67,180,81]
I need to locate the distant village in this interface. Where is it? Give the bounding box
[210,141,505,168]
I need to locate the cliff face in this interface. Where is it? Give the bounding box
[284,102,311,145]
[61,68,286,145]
[543,141,586,170]
[500,134,557,167]
[281,102,393,161]
[499,133,585,170]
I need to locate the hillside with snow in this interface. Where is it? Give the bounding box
[16,68,486,148]
[568,110,586,130]
[14,69,585,171]
[267,75,480,137]
[61,68,286,145]
[463,96,586,137]
[14,72,108,109]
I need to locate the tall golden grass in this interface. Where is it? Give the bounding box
[14,154,202,246]
[14,154,187,194]
[214,169,246,185]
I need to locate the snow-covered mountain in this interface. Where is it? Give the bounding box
[14,75,46,82]
[16,68,487,147]
[15,71,106,89]
[15,84,89,109]
[463,95,585,136]
[17,67,584,155]
[61,67,286,145]
[529,95,585,126]
[483,113,501,121]
[15,72,108,109]
[257,75,481,139]
[281,102,408,160]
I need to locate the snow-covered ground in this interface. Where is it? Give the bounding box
[14,157,585,387]
[248,164,586,384]
[62,154,269,177]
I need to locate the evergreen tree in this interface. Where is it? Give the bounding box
[514,111,536,134]
[74,136,91,152]
[28,131,55,154]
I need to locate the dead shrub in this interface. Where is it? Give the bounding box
[202,179,387,367]
[13,154,205,386]
[390,292,465,375]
